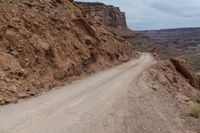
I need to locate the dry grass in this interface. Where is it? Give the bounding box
[189,103,200,118]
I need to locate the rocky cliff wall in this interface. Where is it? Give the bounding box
[76,2,127,28]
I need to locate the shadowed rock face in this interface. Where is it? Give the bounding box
[76,2,127,28]
[170,58,200,90]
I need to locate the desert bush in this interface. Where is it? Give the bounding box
[189,103,200,118]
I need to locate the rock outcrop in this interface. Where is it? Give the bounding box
[149,60,200,101]
[0,0,135,105]
[170,58,200,90]
[76,2,127,28]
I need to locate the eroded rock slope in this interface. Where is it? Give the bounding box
[0,0,135,105]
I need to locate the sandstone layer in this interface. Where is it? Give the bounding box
[76,2,127,28]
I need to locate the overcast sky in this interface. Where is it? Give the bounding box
[77,0,200,30]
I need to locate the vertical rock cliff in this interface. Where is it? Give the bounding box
[76,2,127,28]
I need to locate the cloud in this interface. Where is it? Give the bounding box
[77,0,200,30]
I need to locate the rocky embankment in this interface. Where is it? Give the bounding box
[76,2,127,28]
[0,0,135,105]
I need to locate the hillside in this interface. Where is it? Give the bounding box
[0,0,135,105]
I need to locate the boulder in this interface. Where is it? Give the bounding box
[170,58,200,90]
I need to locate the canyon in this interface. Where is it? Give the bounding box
[138,28,200,50]
[138,28,200,70]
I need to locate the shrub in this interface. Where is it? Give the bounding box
[189,103,200,118]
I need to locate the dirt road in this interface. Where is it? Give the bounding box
[0,54,189,133]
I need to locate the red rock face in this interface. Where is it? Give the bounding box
[76,2,127,28]
[0,0,135,105]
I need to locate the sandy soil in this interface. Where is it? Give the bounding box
[0,54,197,133]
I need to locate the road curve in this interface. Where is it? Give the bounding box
[0,53,154,133]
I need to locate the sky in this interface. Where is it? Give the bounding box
[77,0,200,30]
